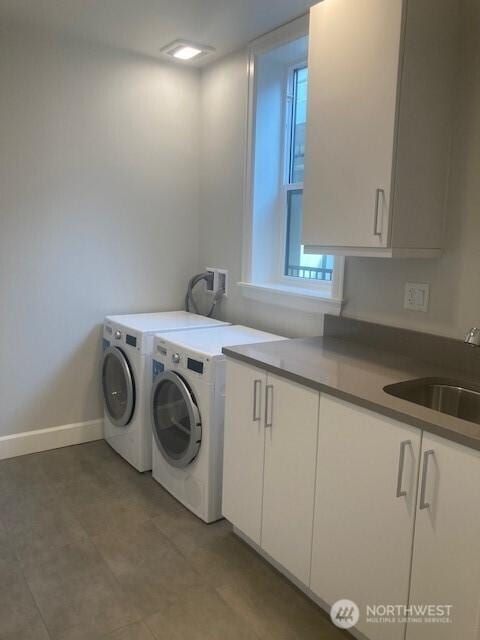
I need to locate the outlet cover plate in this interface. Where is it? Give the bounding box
[206,267,229,297]
[404,282,430,312]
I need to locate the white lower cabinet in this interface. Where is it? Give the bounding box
[223,360,319,583]
[223,360,480,640]
[222,359,267,544]
[406,434,480,640]
[261,373,319,584]
[310,395,421,640]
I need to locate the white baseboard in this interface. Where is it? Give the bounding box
[0,419,103,460]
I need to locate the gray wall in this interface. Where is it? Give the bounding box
[199,0,480,341]
[0,26,200,437]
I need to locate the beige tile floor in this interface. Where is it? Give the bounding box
[0,441,350,640]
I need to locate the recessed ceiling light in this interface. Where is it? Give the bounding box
[173,46,203,60]
[160,40,214,62]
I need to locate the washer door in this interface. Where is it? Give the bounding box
[151,371,201,469]
[102,346,135,427]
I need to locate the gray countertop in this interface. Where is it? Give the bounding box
[223,336,480,450]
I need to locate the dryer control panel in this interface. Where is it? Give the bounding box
[103,321,150,355]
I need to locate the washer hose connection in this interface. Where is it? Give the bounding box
[185,272,224,317]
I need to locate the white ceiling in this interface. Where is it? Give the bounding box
[0,0,318,66]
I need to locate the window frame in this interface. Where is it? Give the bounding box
[240,16,344,313]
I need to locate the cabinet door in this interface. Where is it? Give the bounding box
[311,395,421,640]
[407,434,480,640]
[261,374,319,584]
[222,359,266,544]
[303,0,404,249]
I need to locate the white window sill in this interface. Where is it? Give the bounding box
[237,281,343,315]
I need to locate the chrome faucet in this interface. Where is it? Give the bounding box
[465,327,480,347]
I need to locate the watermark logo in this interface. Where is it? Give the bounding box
[330,600,360,629]
[366,604,453,625]
[330,600,453,629]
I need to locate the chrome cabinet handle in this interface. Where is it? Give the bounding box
[374,188,385,236]
[265,385,274,428]
[396,440,411,498]
[419,450,435,510]
[252,379,262,422]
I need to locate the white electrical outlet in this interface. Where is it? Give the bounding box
[404,282,430,312]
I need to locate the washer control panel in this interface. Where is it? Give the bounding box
[154,339,213,382]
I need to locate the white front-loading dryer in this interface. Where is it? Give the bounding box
[101,311,228,472]
[150,325,286,521]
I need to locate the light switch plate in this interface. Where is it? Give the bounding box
[404,282,430,312]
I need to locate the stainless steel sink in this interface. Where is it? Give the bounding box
[384,378,480,425]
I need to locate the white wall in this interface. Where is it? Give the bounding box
[251,37,309,285]
[342,0,480,339]
[0,25,200,437]
[199,0,480,341]
[199,50,325,338]
[1,1,478,442]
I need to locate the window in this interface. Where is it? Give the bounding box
[288,66,308,184]
[285,190,335,282]
[283,66,334,284]
[240,17,344,314]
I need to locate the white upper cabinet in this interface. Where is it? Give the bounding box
[304,0,402,251]
[303,0,459,257]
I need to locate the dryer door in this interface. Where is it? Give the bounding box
[102,346,135,427]
[151,371,201,469]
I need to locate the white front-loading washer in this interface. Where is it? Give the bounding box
[150,325,286,522]
[101,311,228,472]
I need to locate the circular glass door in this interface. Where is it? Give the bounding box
[151,371,201,469]
[102,347,135,427]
